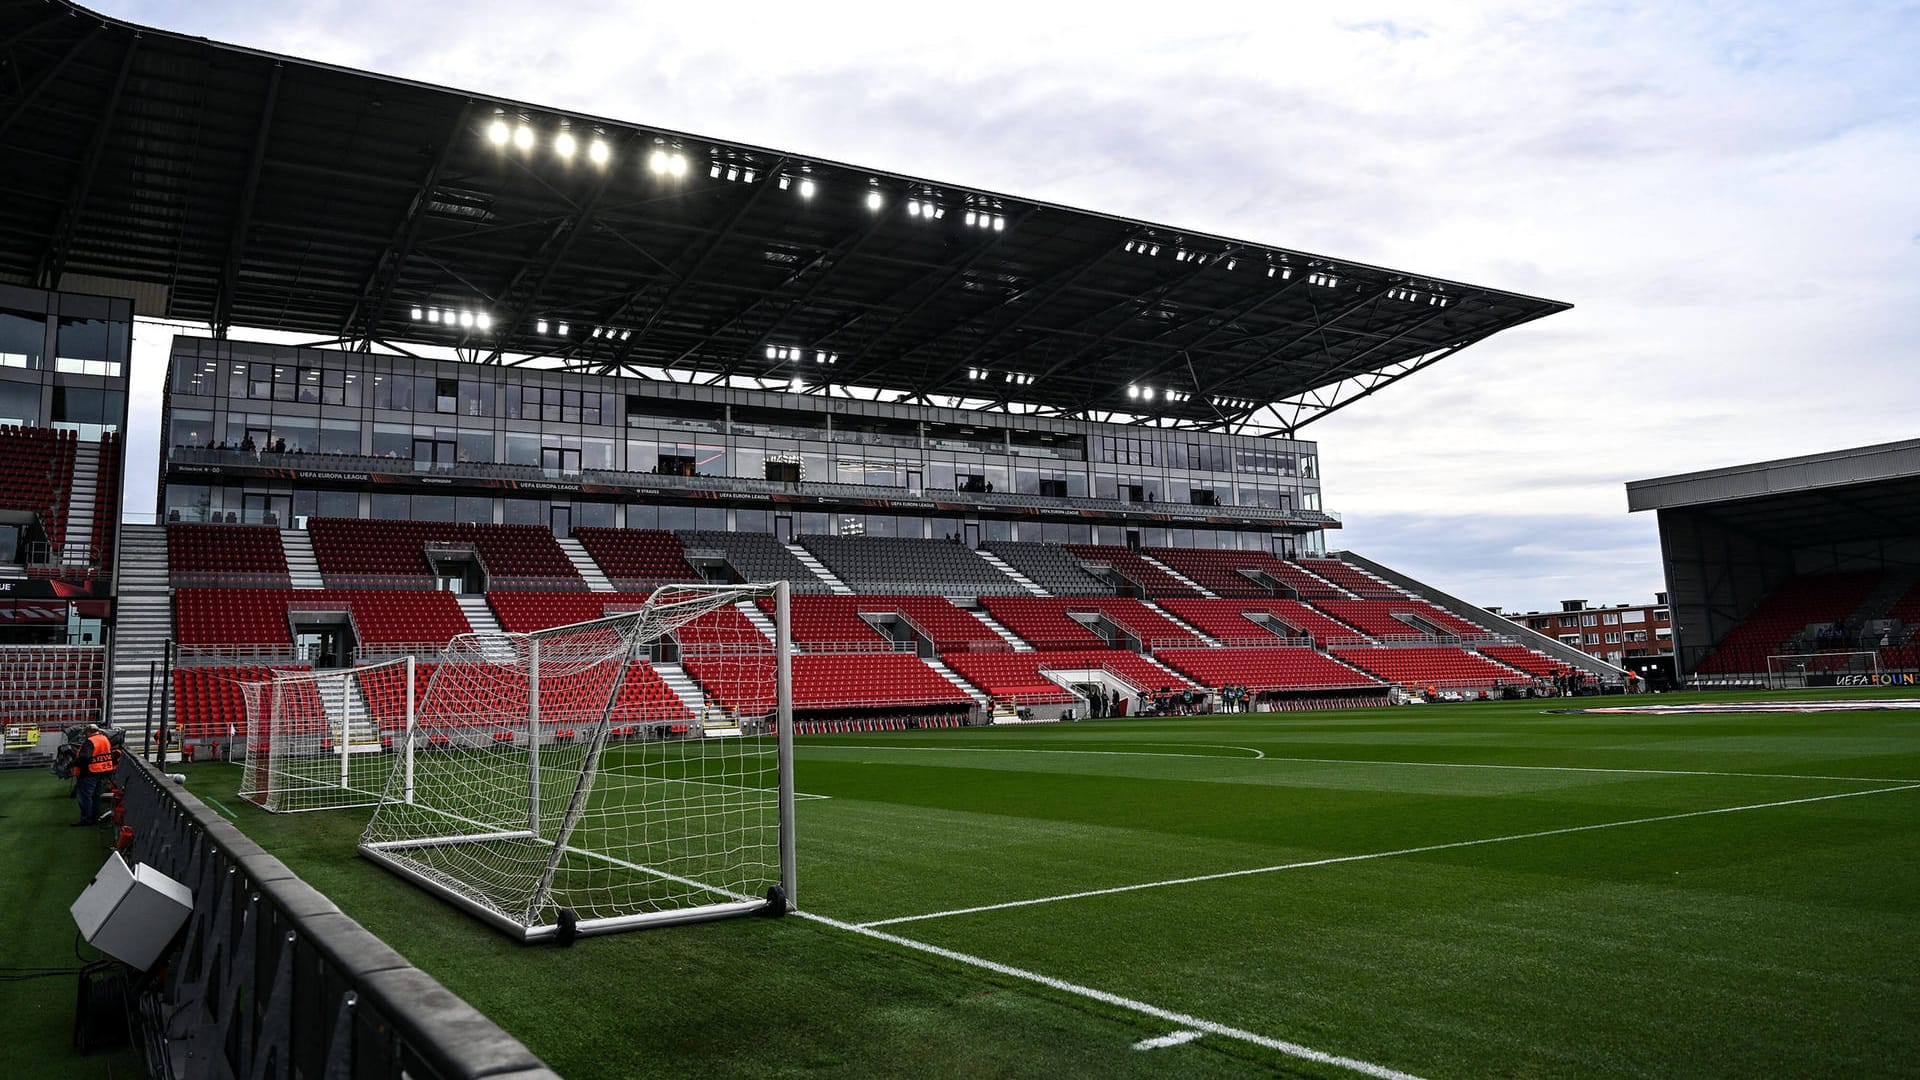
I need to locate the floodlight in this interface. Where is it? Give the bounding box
[728,167,740,182]
[592,327,603,338]
[649,150,669,174]
[458,311,475,328]
[536,319,549,334]
[409,307,423,320]
[778,175,791,190]
[487,120,509,146]
[556,322,570,336]
[866,190,883,211]
[967,211,979,227]
[710,163,723,179]
[427,309,441,323]
[554,131,576,158]
[588,139,610,165]
[799,178,816,198]
[667,153,687,177]
[791,380,806,394]
[743,169,755,183]
[513,125,534,151]
[1126,385,1139,399]
[1148,244,1159,255]
[620,329,631,340]
[933,207,945,218]
[476,313,492,330]
[992,216,1005,231]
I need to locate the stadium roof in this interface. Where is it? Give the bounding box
[0,0,1569,435]
[1626,437,1920,545]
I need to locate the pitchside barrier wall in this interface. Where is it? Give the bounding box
[118,755,560,1080]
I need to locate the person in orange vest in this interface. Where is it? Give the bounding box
[71,724,118,826]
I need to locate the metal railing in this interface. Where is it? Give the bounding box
[117,756,560,1080]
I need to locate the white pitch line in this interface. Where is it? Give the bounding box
[1134,1030,1203,1051]
[795,909,1426,1080]
[806,743,1916,785]
[859,782,1920,929]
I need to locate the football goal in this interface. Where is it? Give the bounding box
[1765,650,1880,689]
[345,582,796,942]
[237,657,417,813]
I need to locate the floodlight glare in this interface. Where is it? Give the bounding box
[667,153,687,177]
[907,201,921,217]
[799,178,817,199]
[512,125,534,151]
[476,313,492,330]
[588,139,610,165]
[649,150,669,174]
[1142,387,1154,401]
[866,190,883,211]
[554,131,576,158]
[458,311,475,328]
[486,120,510,146]
[1126,385,1139,399]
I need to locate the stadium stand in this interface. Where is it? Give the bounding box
[0,425,76,554]
[1154,647,1382,693]
[770,595,1007,653]
[1296,557,1401,598]
[486,589,767,650]
[168,523,291,586]
[1693,572,1886,674]
[798,535,1025,595]
[572,527,704,588]
[1157,598,1365,645]
[1332,646,1524,688]
[684,652,973,713]
[1146,547,1346,599]
[174,589,471,647]
[307,519,582,589]
[1312,599,1488,640]
[942,650,1192,705]
[677,530,834,593]
[171,665,297,742]
[979,596,1204,650]
[982,541,1114,595]
[1061,545,1200,598]
[1475,645,1563,678]
[0,646,106,731]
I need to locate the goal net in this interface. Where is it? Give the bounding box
[358,582,796,942]
[1765,650,1880,689]
[237,657,416,813]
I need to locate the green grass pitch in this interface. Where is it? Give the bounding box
[172,691,1920,1079]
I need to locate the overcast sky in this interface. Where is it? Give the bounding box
[106,0,1920,612]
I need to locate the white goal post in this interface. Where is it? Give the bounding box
[1765,650,1880,689]
[357,582,796,942]
[237,656,417,813]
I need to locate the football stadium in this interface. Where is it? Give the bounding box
[2,3,1917,1078]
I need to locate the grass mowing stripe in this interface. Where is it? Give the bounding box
[797,909,1429,1080]
[859,781,1920,928]
[813,743,1919,784]
[204,794,241,820]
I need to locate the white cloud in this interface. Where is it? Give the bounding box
[105,0,1920,605]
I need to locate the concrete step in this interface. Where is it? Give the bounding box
[968,608,1034,652]
[925,657,990,706]
[280,529,326,589]
[785,543,853,594]
[557,536,617,592]
[1138,553,1218,599]
[974,549,1048,596]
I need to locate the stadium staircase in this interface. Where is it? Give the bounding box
[924,657,990,707]
[556,536,616,592]
[108,524,174,739]
[650,661,709,715]
[454,596,504,637]
[280,529,325,588]
[784,543,854,594]
[973,549,1048,595]
[1334,550,1619,676]
[1139,553,1216,598]
[1140,599,1220,646]
[64,440,99,564]
[736,601,778,643]
[967,607,1035,651]
[1848,571,1919,630]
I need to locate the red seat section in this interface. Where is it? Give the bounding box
[172,665,306,739]
[1476,645,1560,677]
[0,425,76,553]
[1695,572,1886,674]
[175,589,471,647]
[1311,599,1482,641]
[943,650,1191,704]
[1157,598,1368,645]
[1331,646,1524,688]
[488,591,642,633]
[684,652,973,713]
[0,646,106,731]
[980,596,1203,650]
[572,528,702,588]
[1154,647,1383,693]
[90,431,121,570]
[382,658,693,729]
[306,518,582,588]
[169,523,290,584]
[1146,548,1348,599]
[1295,558,1401,598]
[1062,545,1201,598]
[765,595,1007,653]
